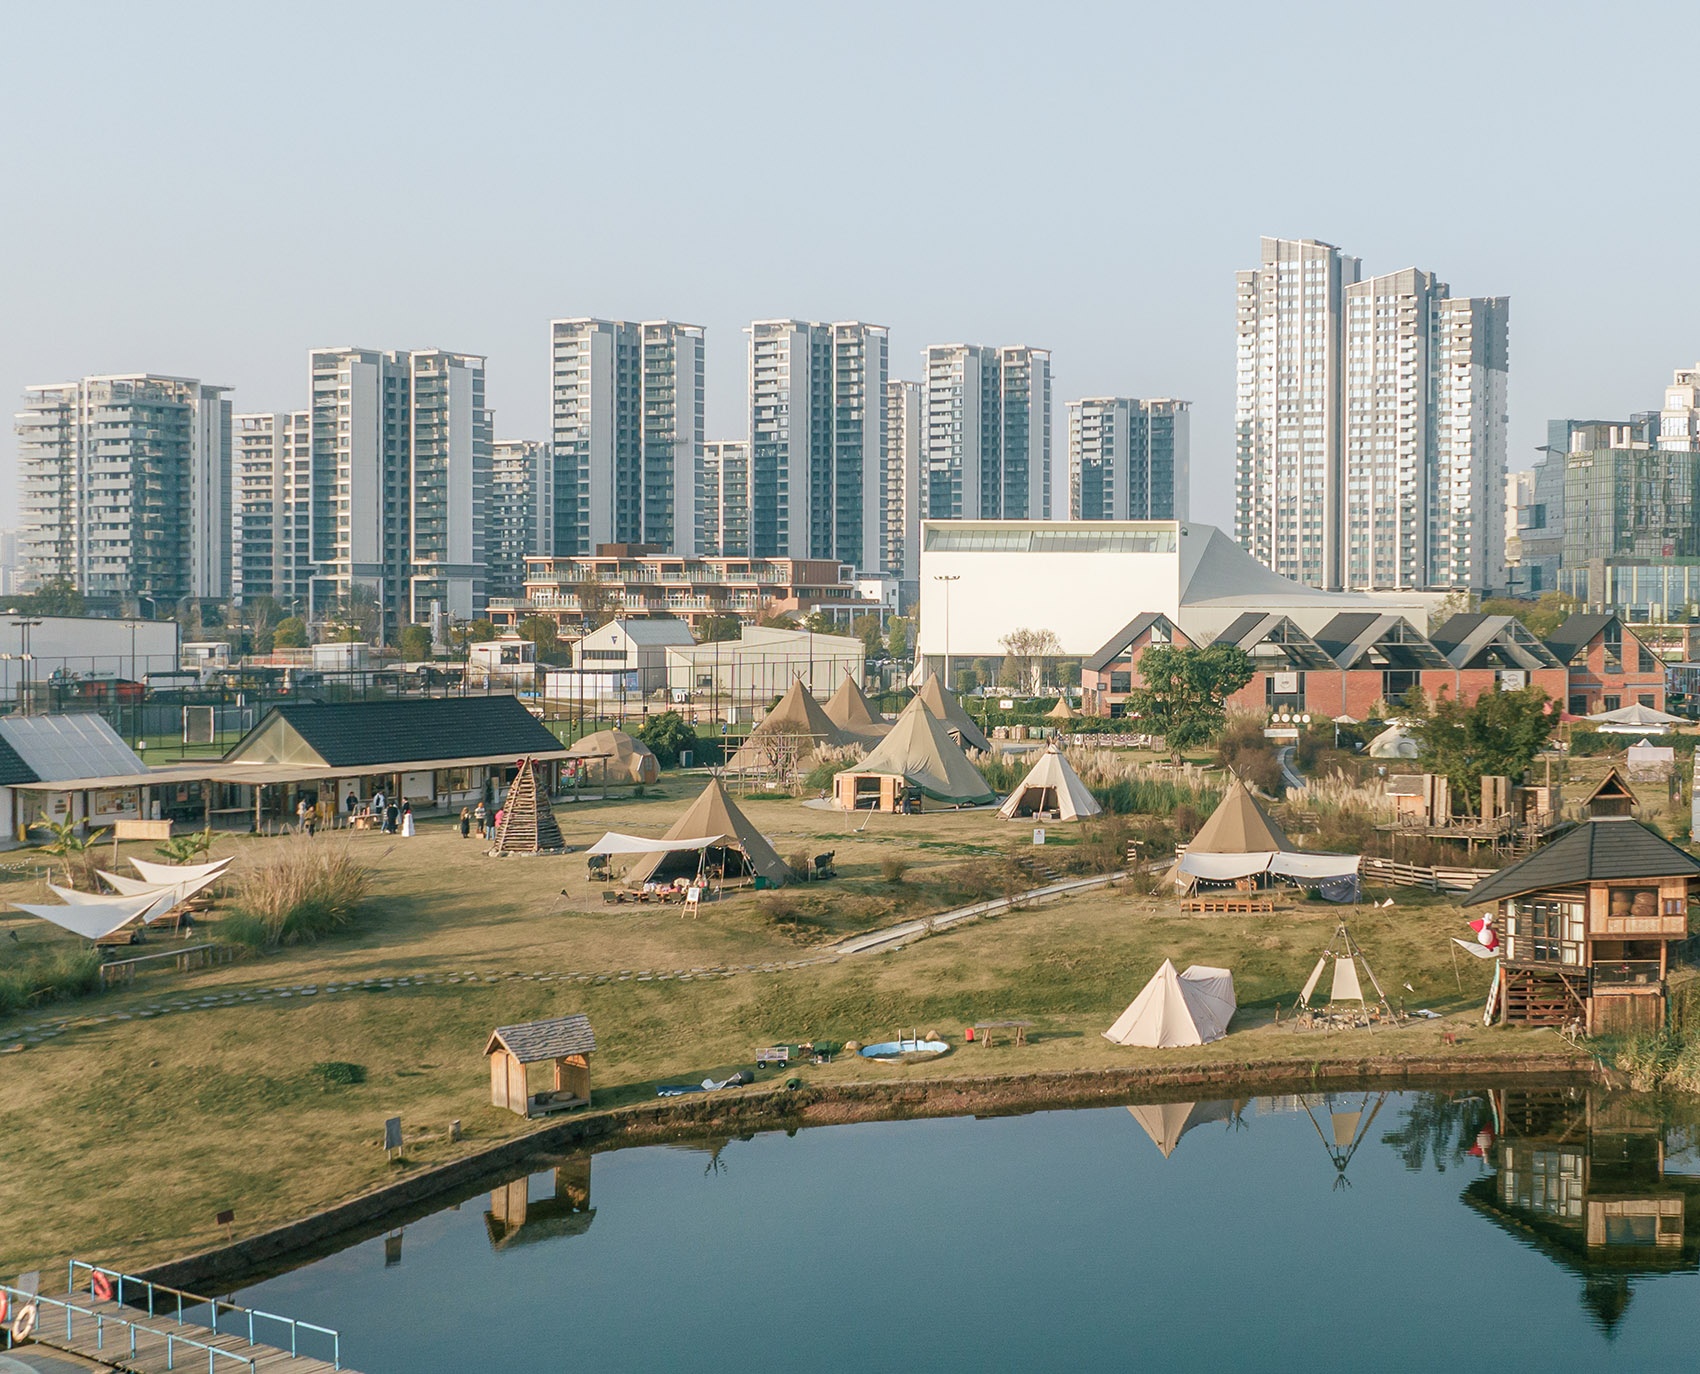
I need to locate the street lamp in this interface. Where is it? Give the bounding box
[933,575,960,691]
[8,612,41,716]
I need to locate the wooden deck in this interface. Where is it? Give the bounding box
[4,1275,354,1374]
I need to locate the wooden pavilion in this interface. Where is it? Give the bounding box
[485,1014,595,1117]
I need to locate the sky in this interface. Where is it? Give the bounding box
[1,0,1696,534]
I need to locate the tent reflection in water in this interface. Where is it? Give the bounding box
[1126,1099,1245,1159]
[620,777,789,888]
[1103,959,1237,1047]
[1299,1092,1388,1189]
[997,743,1102,821]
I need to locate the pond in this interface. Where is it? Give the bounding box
[241,1086,1700,1372]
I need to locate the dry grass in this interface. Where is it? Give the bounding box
[222,840,372,948]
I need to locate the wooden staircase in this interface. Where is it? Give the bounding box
[1501,964,1587,1026]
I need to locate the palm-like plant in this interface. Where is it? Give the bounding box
[39,817,109,890]
[155,827,215,863]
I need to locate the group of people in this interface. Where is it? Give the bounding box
[459,802,502,840]
[289,789,514,839]
[325,790,416,836]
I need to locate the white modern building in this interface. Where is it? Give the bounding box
[885,378,923,596]
[914,519,1430,673]
[548,318,704,557]
[0,614,180,703]
[307,346,491,638]
[701,440,751,557]
[1432,296,1510,591]
[746,320,888,568]
[1068,398,1190,521]
[1659,364,1700,450]
[923,344,1051,523]
[664,624,864,700]
[15,373,232,605]
[233,411,312,611]
[488,439,552,600]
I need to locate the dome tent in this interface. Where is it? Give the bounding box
[567,728,660,785]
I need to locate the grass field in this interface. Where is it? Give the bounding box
[0,773,1586,1277]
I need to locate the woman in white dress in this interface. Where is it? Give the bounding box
[400,802,416,838]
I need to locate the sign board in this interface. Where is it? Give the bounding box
[1272,672,1300,696]
[383,1116,402,1154]
[1000,699,1015,710]
[1033,827,1046,846]
[1263,728,1300,740]
[1500,670,1527,691]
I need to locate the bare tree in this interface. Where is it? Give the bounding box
[999,627,1063,695]
[574,573,619,630]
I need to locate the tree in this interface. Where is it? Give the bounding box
[574,573,618,630]
[516,615,560,663]
[954,666,981,696]
[12,578,86,617]
[39,816,108,890]
[697,613,742,643]
[804,611,837,635]
[635,710,697,767]
[851,614,885,659]
[886,616,912,662]
[397,625,433,661]
[998,627,1063,696]
[755,600,796,628]
[156,826,214,863]
[1056,659,1082,689]
[1409,684,1555,812]
[1480,590,1580,642]
[329,586,380,644]
[1427,589,1479,636]
[273,617,309,648]
[1123,644,1256,750]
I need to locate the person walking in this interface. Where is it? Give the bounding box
[459,806,471,839]
[401,802,415,838]
[296,797,310,834]
[385,800,399,835]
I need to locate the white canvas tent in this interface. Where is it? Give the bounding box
[997,743,1102,821]
[1368,723,1421,758]
[1297,923,1394,1022]
[1588,702,1686,735]
[1103,960,1237,1047]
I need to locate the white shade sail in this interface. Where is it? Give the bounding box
[1269,853,1361,881]
[586,832,726,857]
[128,856,231,886]
[98,869,222,905]
[1177,852,1273,882]
[13,892,165,940]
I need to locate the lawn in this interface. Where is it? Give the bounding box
[0,780,1559,1277]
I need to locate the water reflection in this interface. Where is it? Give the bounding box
[483,1154,595,1250]
[1460,1087,1700,1333]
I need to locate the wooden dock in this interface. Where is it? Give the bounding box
[4,1265,355,1373]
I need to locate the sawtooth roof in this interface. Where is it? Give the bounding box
[1543,613,1622,665]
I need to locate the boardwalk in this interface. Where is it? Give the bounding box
[3,1266,354,1374]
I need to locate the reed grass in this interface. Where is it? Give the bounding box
[221,841,371,949]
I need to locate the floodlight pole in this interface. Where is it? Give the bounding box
[933,575,959,691]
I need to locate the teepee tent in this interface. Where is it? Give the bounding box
[567,729,659,785]
[1126,1099,1242,1159]
[1166,776,1295,890]
[916,674,993,753]
[1103,960,1237,1047]
[1046,697,1076,721]
[1297,923,1395,1022]
[623,777,789,888]
[998,743,1102,820]
[727,678,850,773]
[847,697,996,805]
[824,674,888,739]
[492,756,566,854]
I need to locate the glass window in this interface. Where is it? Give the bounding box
[1506,896,1585,965]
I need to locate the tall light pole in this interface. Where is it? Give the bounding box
[8,613,41,717]
[933,575,959,691]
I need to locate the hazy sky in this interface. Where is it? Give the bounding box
[2,1,1696,533]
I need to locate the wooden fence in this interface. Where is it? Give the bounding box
[1360,856,1496,894]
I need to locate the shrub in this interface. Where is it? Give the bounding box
[312,1061,367,1086]
[0,948,102,1017]
[786,848,813,882]
[880,856,910,884]
[222,841,371,948]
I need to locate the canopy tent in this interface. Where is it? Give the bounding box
[129,856,231,887]
[1126,1099,1241,1160]
[823,675,888,740]
[566,729,660,785]
[98,867,223,906]
[846,697,997,806]
[1166,777,1295,890]
[621,778,790,888]
[997,743,1102,821]
[13,890,171,941]
[915,674,993,754]
[1368,723,1421,758]
[1588,702,1687,735]
[1297,922,1394,1021]
[586,832,726,856]
[727,679,853,772]
[1103,960,1237,1047]
[1045,697,1076,721]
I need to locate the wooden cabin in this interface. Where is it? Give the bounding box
[1466,811,1700,1034]
[832,771,907,813]
[485,1014,595,1117]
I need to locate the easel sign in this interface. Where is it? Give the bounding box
[215,1209,235,1240]
[383,1116,402,1160]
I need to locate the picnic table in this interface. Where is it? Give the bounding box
[972,1019,1033,1047]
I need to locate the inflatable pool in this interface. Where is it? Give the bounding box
[858,1038,950,1062]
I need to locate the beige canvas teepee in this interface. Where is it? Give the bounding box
[491,757,565,854]
[567,728,660,785]
[1046,697,1076,721]
[915,673,993,753]
[623,777,790,887]
[1186,776,1292,854]
[997,743,1102,820]
[850,696,996,805]
[824,674,887,738]
[727,678,850,773]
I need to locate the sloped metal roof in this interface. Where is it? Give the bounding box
[1466,819,1700,905]
[225,696,566,769]
[0,713,146,783]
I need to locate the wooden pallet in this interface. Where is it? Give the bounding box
[1501,966,1585,1026]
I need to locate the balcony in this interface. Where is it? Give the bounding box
[1592,960,1664,989]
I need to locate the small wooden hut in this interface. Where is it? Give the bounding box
[485,1014,595,1116]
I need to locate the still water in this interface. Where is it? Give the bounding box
[243,1087,1700,1372]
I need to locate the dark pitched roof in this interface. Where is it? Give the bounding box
[1427,613,1490,656]
[1085,612,1169,673]
[1543,612,1618,665]
[1312,612,1383,661]
[243,696,564,768]
[1466,819,1700,904]
[0,731,38,787]
[486,1014,596,1063]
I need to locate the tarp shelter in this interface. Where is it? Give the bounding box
[1103,960,1237,1047]
[1166,776,1296,890]
[587,832,725,855]
[12,890,170,941]
[1589,702,1687,735]
[998,743,1102,820]
[727,678,852,772]
[1368,723,1421,758]
[486,1014,595,1117]
[566,729,659,785]
[916,674,993,754]
[824,675,888,740]
[841,697,996,807]
[1126,1100,1241,1159]
[622,778,789,888]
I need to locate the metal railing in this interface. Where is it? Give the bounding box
[68,1261,341,1368]
[1592,960,1664,988]
[1,1282,255,1372]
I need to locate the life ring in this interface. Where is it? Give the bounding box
[0,1289,8,1324]
[91,1271,114,1302]
[10,1301,37,1342]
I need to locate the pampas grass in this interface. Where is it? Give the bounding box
[221,841,371,949]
